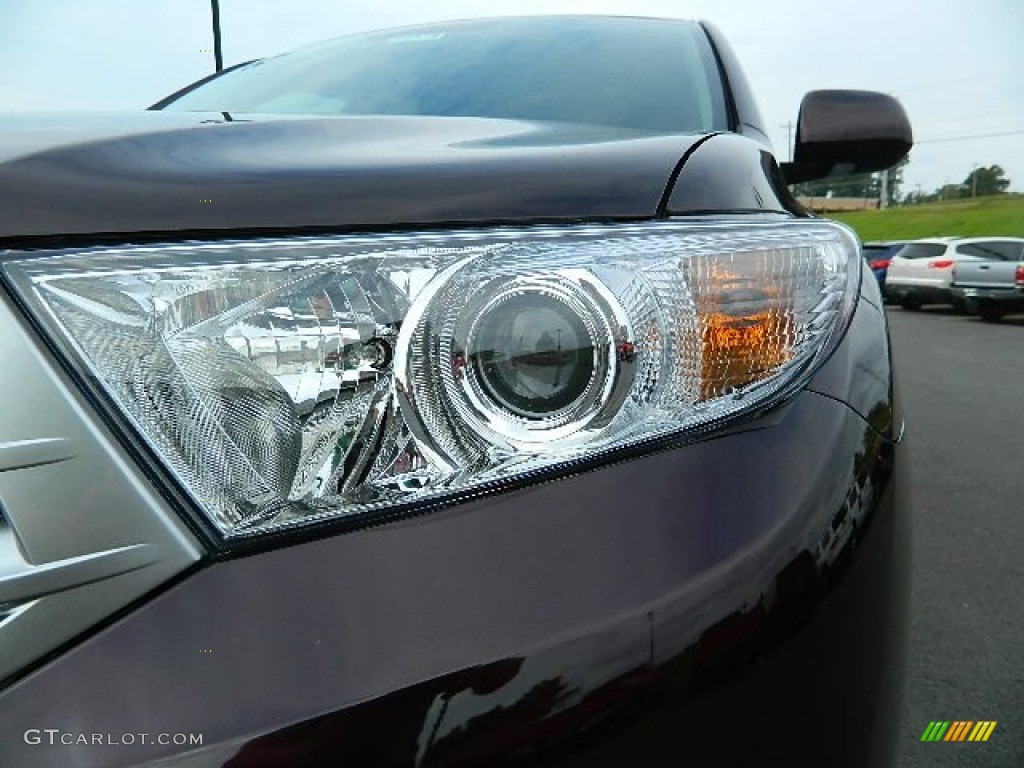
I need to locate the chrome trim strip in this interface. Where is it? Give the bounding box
[0,437,74,472]
[0,543,157,604]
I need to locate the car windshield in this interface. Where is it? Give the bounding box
[158,16,727,135]
[896,243,948,259]
[955,241,1024,260]
[863,244,904,259]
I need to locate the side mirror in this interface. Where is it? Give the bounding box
[781,90,912,185]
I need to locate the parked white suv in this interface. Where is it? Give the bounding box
[884,237,1024,310]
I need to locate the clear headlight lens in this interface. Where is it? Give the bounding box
[2,221,859,537]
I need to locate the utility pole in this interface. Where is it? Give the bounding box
[971,163,979,198]
[210,0,224,72]
[780,121,793,162]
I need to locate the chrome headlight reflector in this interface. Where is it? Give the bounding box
[2,221,859,538]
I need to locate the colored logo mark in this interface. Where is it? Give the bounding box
[920,721,997,742]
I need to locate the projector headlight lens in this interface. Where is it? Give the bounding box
[1,220,859,539]
[470,287,597,419]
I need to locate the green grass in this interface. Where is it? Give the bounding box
[826,194,1024,242]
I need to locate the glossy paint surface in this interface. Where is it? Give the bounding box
[0,112,708,242]
[807,268,895,425]
[666,132,802,214]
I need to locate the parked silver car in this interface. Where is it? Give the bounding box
[885,237,1024,310]
[951,253,1024,321]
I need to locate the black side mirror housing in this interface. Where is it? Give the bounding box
[781,90,912,185]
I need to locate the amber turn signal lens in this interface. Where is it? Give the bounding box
[700,308,795,401]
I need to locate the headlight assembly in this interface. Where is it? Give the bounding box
[1,221,860,538]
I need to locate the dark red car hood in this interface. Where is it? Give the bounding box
[0,112,709,243]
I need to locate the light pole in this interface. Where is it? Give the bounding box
[210,0,223,73]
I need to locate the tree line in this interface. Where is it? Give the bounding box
[792,160,1012,205]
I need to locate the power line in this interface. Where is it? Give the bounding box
[895,64,1024,93]
[913,105,1024,126]
[916,129,1024,144]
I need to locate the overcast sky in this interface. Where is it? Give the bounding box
[1,0,1021,195]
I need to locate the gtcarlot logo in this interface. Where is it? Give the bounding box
[24,729,203,747]
[920,721,997,742]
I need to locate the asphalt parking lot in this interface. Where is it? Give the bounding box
[888,306,1024,766]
